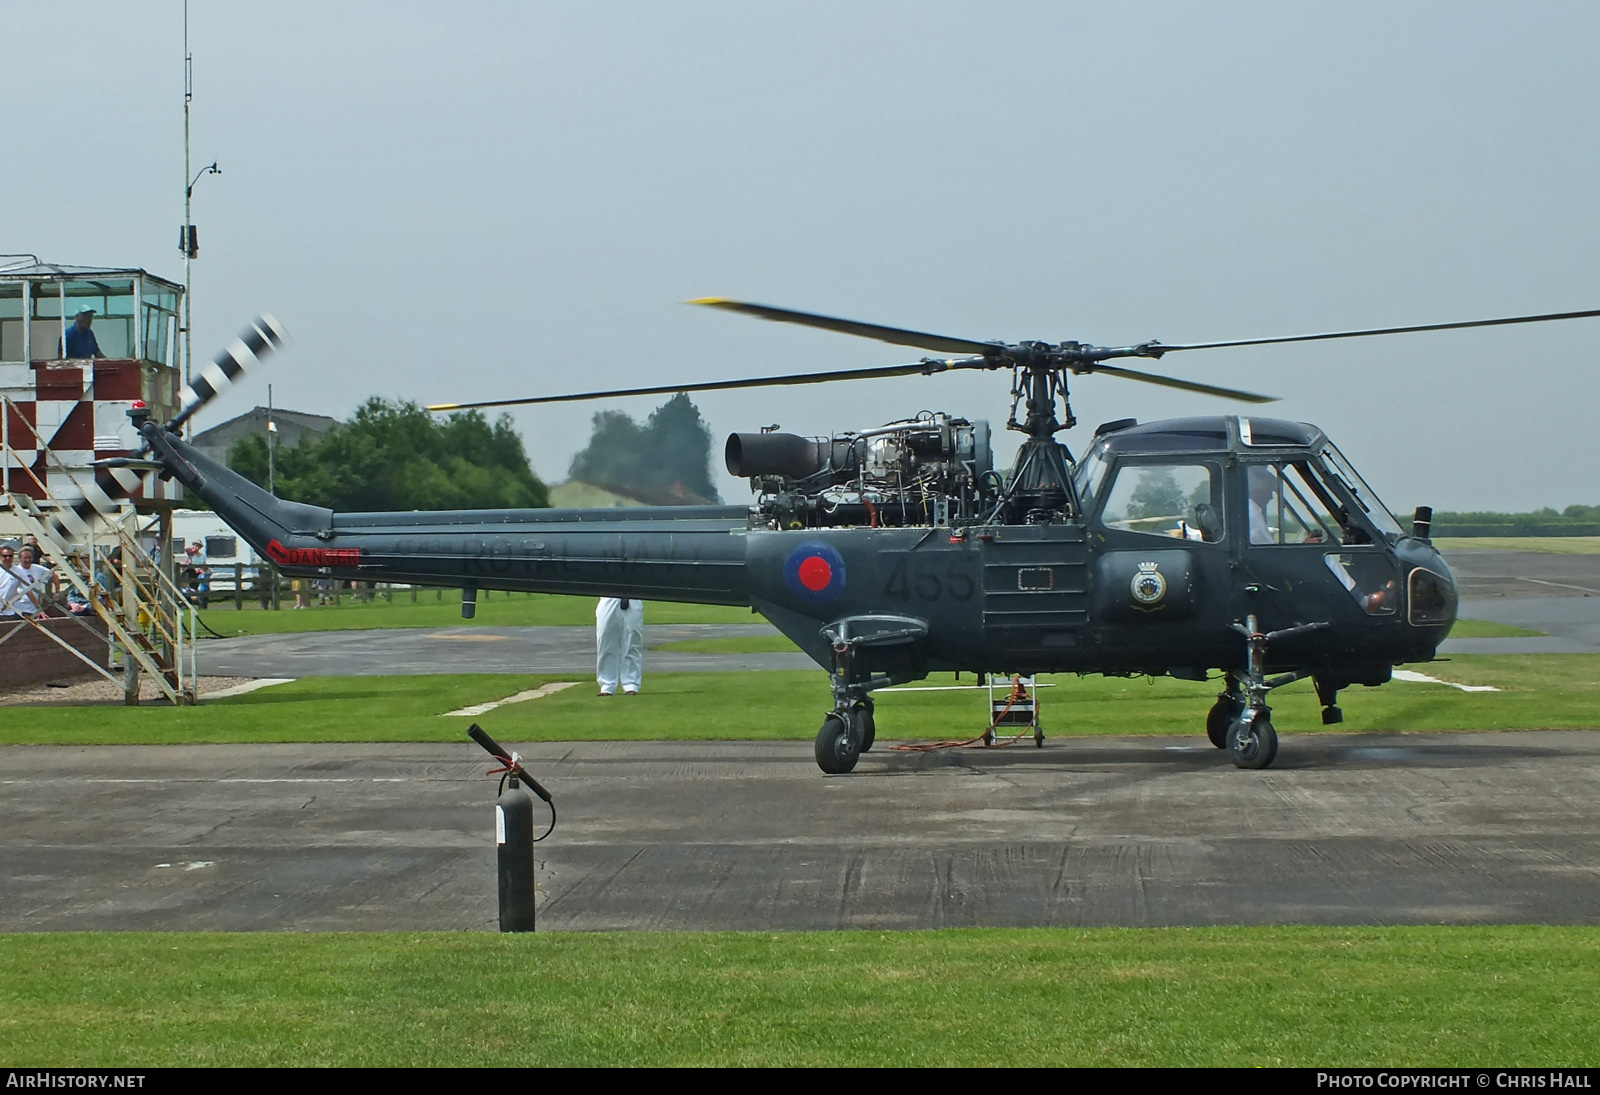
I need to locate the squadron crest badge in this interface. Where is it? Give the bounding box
[1130,560,1168,607]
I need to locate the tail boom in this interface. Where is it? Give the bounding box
[141,424,751,606]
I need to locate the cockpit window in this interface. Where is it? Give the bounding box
[1072,444,1112,514]
[1246,462,1345,545]
[1098,463,1223,542]
[1320,443,1404,541]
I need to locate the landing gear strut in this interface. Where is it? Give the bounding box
[815,628,892,774]
[1223,614,1328,770]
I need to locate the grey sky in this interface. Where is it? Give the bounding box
[10,2,1599,511]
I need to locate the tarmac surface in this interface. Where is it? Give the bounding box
[4,732,1599,931]
[1442,548,1600,654]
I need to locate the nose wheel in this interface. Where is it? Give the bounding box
[1228,710,1278,769]
[1219,615,1328,769]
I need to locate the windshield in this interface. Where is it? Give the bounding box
[1320,443,1404,541]
[1072,443,1112,514]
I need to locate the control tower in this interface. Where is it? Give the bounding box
[1,259,185,505]
[2,259,198,706]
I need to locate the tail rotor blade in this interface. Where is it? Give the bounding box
[168,314,288,431]
[27,312,291,544]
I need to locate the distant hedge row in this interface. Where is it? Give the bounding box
[1431,505,1600,537]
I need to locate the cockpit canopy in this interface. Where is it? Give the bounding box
[1074,415,1405,545]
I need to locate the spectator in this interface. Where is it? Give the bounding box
[8,544,55,617]
[595,596,644,696]
[0,544,18,619]
[96,546,124,598]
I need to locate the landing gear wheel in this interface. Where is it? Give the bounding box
[852,702,876,753]
[1206,697,1241,749]
[1228,712,1278,770]
[814,713,860,774]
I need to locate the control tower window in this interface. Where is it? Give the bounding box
[0,283,20,363]
[61,279,134,358]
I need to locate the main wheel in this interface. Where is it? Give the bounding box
[1228,712,1279,770]
[1206,696,1241,749]
[814,713,860,774]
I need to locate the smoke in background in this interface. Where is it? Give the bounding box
[568,393,720,504]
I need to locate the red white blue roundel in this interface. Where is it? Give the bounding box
[783,541,847,604]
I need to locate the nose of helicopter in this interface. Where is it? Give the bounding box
[1396,536,1459,635]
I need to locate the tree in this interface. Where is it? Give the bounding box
[568,392,719,502]
[1125,468,1187,519]
[227,398,549,511]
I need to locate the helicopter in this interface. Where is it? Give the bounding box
[100,300,1600,773]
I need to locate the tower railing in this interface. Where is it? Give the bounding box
[1,395,196,705]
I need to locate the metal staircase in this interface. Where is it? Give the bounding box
[2,396,197,705]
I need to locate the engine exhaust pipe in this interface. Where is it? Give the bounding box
[1412,505,1433,542]
[727,433,855,479]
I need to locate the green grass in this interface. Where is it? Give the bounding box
[0,928,1594,1066]
[5,654,1598,745]
[1436,536,1600,555]
[1449,618,1546,638]
[197,590,754,635]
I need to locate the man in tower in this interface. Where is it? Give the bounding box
[61,305,106,359]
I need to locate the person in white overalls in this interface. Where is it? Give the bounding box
[595,596,644,695]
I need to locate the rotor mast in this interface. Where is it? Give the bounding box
[994,346,1080,521]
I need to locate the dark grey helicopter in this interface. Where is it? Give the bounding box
[110,301,1600,772]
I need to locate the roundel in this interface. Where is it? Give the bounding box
[783,541,847,604]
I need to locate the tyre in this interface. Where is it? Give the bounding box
[1228,712,1278,770]
[1206,697,1240,749]
[814,713,860,774]
[857,708,876,753]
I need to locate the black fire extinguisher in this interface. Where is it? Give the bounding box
[470,724,555,932]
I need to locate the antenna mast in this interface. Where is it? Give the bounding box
[182,1,192,395]
[180,1,219,434]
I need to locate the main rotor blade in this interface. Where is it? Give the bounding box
[690,297,1003,357]
[1084,363,1276,403]
[1152,307,1600,355]
[427,357,996,412]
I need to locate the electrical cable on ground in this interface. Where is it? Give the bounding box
[892,675,1035,752]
